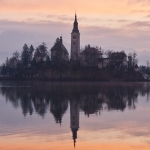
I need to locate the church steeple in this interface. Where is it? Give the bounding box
[72,128,78,148]
[70,100,79,148]
[72,13,79,33]
[75,13,77,21]
[71,13,80,61]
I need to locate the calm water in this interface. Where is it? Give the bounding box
[0,82,150,150]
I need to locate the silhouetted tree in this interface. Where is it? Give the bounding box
[105,50,114,58]
[38,42,49,58]
[29,45,34,63]
[128,52,138,69]
[21,44,30,68]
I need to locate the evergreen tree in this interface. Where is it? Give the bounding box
[21,44,30,68]
[29,45,34,62]
[38,42,48,57]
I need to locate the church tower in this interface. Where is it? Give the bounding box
[71,13,80,61]
[70,100,79,147]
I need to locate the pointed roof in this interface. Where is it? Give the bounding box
[72,13,79,33]
[51,37,69,55]
[72,128,78,148]
[134,64,139,68]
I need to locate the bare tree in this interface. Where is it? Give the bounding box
[128,52,138,69]
[104,50,114,58]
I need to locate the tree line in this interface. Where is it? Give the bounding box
[0,42,149,80]
[1,43,50,76]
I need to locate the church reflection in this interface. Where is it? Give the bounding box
[70,99,79,147]
[0,82,150,147]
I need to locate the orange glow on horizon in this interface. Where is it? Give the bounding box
[0,140,150,150]
[0,128,150,150]
[1,0,150,24]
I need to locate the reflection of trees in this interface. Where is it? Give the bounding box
[0,82,69,121]
[0,82,150,119]
[103,86,127,111]
[50,88,68,124]
[139,83,150,101]
[103,85,138,110]
[80,94,103,117]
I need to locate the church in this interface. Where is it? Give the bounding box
[70,13,80,61]
[50,13,80,62]
[50,13,127,69]
[50,13,101,64]
[50,13,104,67]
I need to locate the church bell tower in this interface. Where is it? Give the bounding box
[70,100,79,147]
[71,13,80,61]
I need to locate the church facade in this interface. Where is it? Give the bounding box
[71,14,80,61]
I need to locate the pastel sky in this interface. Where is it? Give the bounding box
[0,0,150,64]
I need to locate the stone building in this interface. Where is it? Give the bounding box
[71,14,80,61]
[98,51,127,69]
[80,45,102,67]
[109,51,127,67]
[50,36,69,61]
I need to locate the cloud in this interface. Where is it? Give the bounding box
[127,21,150,28]
[145,14,150,18]
[128,0,150,5]
[131,10,150,14]
[129,0,150,3]
[117,19,130,23]
[46,15,73,21]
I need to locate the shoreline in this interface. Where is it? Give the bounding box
[0,77,148,82]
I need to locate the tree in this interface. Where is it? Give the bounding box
[21,44,30,68]
[83,49,98,67]
[29,45,34,63]
[146,60,150,75]
[13,51,20,61]
[132,52,138,66]
[5,57,9,67]
[128,52,138,69]
[46,56,51,67]
[105,50,114,58]
[38,42,49,58]
[1,64,7,75]
[21,44,34,68]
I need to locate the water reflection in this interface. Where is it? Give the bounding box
[0,82,150,148]
[1,82,150,117]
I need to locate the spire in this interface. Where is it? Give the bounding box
[74,138,76,148]
[60,35,62,44]
[72,13,79,33]
[72,128,78,148]
[75,12,77,22]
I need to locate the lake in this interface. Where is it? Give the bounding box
[0,81,150,150]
